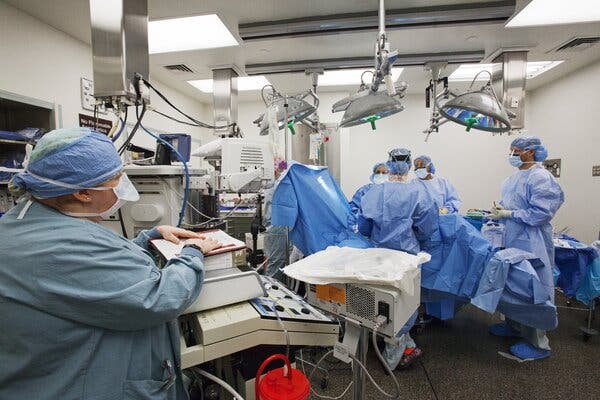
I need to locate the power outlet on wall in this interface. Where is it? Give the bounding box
[80,77,105,114]
[593,165,600,177]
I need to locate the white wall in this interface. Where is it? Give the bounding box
[0,1,213,162]
[527,61,600,244]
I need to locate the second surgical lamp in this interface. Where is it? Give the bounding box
[331,0,408,130]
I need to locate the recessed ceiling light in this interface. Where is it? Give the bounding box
[318,68,404,86]
[149,15,239,54]
[449,61,563,81]
[506,0,600,27]
[188,76,271,93]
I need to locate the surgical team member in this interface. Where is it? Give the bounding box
[358,148,438,370]
[348,162,388,215]
[413,155,462,214]
[489,136,564,360]
[0,128,220,400]
[263,156,289,280]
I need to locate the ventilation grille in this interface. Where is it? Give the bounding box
[240,147,265,165]
[163,64,194,73]
[554,37,600,53]
[346,285,376,321]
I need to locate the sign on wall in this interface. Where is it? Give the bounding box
[78,113,113,136]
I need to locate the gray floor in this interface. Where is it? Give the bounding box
[303,292,600,400]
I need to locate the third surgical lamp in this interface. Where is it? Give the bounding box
[424,67,512,140]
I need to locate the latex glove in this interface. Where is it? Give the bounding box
[439,207,449,215]
[489,203,513,220]
[156,225,205,244]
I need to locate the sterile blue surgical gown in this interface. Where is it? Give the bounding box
[349,183,373,216]
[271,163,370,255]
[414,176,462,213]
[358,180,439,254]
[0,201,205,400]
[500,166,564,299]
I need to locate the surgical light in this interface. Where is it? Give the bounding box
[253,86,318,135]
[149,15,238,54]
[188,76,271,93]
[331,0,407,130]
[424,70,512,137]
[506,0,600,27]
[332,84,406,129]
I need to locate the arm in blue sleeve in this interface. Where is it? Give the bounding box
[357,213,373,237]
[132,227,162,250]
[444,180,462,213]
[271,180,298,228]
[349,185,370,215]
[34,230,206,331]
[512,171,564,227]
[413,194,439,243]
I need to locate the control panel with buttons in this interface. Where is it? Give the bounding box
[250,276,333,323]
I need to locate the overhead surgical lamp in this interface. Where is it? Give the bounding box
[332,78,408,129]
[253,85,318,135]
[424,69,512,140]
[331,0,408,130]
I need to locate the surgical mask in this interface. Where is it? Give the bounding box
[63,174,139,219]
[508,155,523,168]
[372,174,389,184]
[415,168,429,179]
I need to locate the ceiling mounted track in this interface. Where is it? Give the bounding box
[239,1,515,41]
[245,51,485,76]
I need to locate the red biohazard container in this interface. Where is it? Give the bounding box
[255,354,310,400]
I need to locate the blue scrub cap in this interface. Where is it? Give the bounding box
[415,155,436,174]
[511,136,548,162]
[386,160,410,175]
[9,128,123,199]
[388,148,411,164]
[372,162,387,174]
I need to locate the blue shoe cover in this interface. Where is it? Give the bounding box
[489,323,521,338]
[509,342,550,361]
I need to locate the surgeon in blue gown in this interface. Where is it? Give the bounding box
[488,136,564,360]
[358,148,438,370]
[0,128,220,400]
[348,162,388,216]
[413,155,462,214]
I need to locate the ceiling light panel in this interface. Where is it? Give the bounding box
[449,61,563,81]
[319,68,403,86]
[149,15,239,54]
[506,0,600,27]
[188,76,271,93]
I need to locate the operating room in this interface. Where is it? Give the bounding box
[1,0,600,399]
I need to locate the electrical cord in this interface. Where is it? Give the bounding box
[135,107,189,226]
[153,109,206,127]
[141,78,234,130]
[118,103,146,155]
[111,108,128,142]
[372,317,401,399]
[419,360,440,400]
[191,368,244,400]
[308,348,399,400]
[299,349,352,400]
